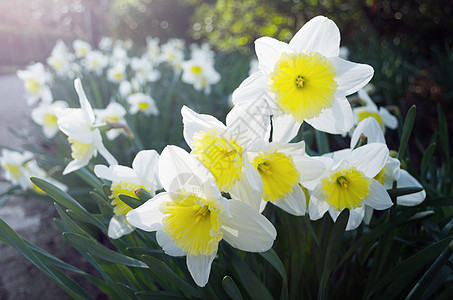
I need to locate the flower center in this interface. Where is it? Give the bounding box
[4,163,20,180]
[295,75,305,88]
[25,78,41,96]
[110,181,146,216]
[138,102,149,111]
[191,129,243,192]
[44,113,58,128]
[357,111,383,129]
[191,66,202,74]
[68,138,94,160]
[269,51,337,122]
[161,193,223,256]
[322,167,370,211]
[252,151,300,202]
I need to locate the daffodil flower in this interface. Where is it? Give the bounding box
[94,102,127,140]
[0,149,34,190]
[126,146,276,287]
[83,50,109,75]
[182,101,271,193]
[353,89,398,133]
[181,56,220,94]
[230,141,325,216]
[308,143,393,230]
[16,62,53,105]
[73,39,92,58]
[94,150,161,239]
[351,117,425,208]
[31,101,68,138]
[232,15,374,140]
[107,62,127,84]
[57,78,117,175]
[127,92,159,116]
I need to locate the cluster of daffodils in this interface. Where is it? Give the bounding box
[15,36,221,142]
[2,16,426,289]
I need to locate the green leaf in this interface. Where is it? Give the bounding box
[318,209,349,300]
[387,187,424,198]
[135,290,188,299]
[30,177,106,231]
[118,193,144,209]
[91,191,113,215]
[258,248,288,282]
[74,166,104,192]
[141,255,201,298]
[136,188,153,202]
[315,130,330,155]
[63,232,148,268]
[258,248,288,299]
[398,105,416,160]
[0,219,94,300]
[228,248,274,300]
[222,276,243,300]
[367,236,453,298]
[421,143,436,179]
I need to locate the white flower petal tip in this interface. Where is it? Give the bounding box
[396,170,426,206]
[221,200,276,253]
[126,193,169,232]
[108,215,135,239]
[187,254,216,287]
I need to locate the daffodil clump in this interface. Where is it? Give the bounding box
[1,14,438,299]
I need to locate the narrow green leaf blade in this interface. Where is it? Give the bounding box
[222,276,243,300]
[63,232,147,268]
[398,105,416,160]
[30,177,106,231]
[141,255,200,298]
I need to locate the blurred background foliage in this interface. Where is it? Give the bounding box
[1,0,452,159]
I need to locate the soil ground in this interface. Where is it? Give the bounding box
[0,74,102,299]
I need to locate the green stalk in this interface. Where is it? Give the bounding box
[406,239,453,299]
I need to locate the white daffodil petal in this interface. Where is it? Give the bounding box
[289,15,340,57]
[255,37,292,74]
[363,179,393,210]
[363,206,374,225]
[329,207,365,231]
[57,109,93,143]
[230,170,263,211]
[186,253,216,287]
[396,170,426,206]
[271,113,301,143]
[221,200,276,252]
[108,215,135,239]
[63,154,92,175]
[305,97,353,134]
[94,165,113,181]
[331,57,374,98]
[158,146,217,195]
[379,108,398,129]
[231,71,271,106]
[93,129,118,166]
[126,193,168,232]
[181,106,227,147]
[349,143,389,178]
[156,231,186,257]
[309,185,330,220]
[294,156,326,182]
[242,154,263,194]
[350,117,385,148]
[133,150,160,189]
[273,184,306,216]
[226,101,271,152]
[358,89,378,110]
[74,78,95,124]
